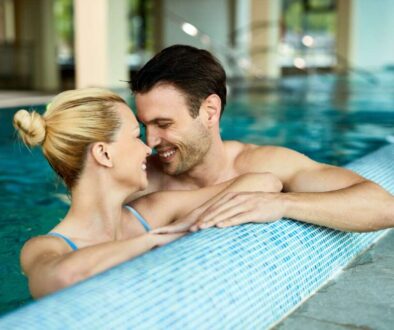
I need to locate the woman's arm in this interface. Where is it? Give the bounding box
[21,232,184,298]
[131,172,283,230]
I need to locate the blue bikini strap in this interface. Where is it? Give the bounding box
[47,232,78,251]
[124,205,151,232]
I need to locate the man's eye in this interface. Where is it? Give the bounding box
[158,123,171,129]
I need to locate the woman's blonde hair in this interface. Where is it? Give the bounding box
[13,88,127,190]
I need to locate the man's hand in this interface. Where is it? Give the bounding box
[150,172,284,234]
[190,192,286,230]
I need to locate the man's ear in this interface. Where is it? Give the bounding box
[201,94,221,127]
[91,142,113,168]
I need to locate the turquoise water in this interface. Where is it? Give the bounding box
[0,74,393,316]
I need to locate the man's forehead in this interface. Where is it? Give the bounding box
[136,84,189,107]
[135,103,175,123]
[136,101,192,123]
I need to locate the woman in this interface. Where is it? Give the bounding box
[14,88,282,298]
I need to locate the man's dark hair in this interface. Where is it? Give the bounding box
[130,45,227,118]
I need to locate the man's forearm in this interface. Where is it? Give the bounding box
[282,181,394,232]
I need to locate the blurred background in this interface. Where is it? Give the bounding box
[0,0,394,318]
[1,0,393,93]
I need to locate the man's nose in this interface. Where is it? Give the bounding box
[145,145,152,156]
[146,128,161,148]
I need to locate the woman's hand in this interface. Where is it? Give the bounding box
[150,219,194,235]
[150,207,204,234]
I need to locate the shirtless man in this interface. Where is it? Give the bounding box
[130,44,394,232]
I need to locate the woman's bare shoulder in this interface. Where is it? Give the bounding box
[20,235,70,275]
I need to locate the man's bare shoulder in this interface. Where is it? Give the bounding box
[230,142,286,167]
[240,144,307,159]
[225,140,286,154]
[229,142,316,176]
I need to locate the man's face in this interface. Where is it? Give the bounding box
[135,84,212,176]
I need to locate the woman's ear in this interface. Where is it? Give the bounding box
[201,94,221,127]
[91,142,113,168]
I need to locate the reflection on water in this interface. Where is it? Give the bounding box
[224,73,394,165]
[0,73,393,315]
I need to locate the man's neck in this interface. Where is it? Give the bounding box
[175,139,233,188]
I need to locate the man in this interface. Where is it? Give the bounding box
[130,44,393,232]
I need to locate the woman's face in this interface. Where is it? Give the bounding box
[110,103,151,191]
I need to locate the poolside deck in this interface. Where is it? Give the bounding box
[275,229,394,330]
[0,89,132,109]
[0,91,54,108]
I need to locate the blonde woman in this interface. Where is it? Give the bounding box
[14,88,282,298]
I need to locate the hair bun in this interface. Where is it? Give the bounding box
[13,109,46,146]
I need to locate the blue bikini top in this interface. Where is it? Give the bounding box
[47,205,151,251]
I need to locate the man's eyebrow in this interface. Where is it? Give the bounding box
[139,117,173,125]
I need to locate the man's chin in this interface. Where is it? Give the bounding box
[161,162,184,176]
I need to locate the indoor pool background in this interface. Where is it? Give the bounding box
[0,73,393,316]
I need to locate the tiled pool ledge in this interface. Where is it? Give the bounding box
[1,144,393,329]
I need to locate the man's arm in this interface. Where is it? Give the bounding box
[132,172,282,232]
[194,147,394,232]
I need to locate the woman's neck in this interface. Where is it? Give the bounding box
[64,174,138,240]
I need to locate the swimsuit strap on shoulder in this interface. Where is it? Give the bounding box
[124,205,152,232]
[47,232,78,251]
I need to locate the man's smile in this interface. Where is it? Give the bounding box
[157,147,177,162]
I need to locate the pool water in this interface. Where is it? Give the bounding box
[0,105,68,314]
[0,73,393,316]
